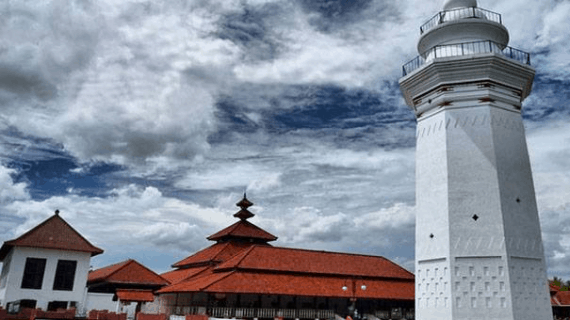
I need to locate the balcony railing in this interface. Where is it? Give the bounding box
[170,307,336,319]
[169,306,414,320]
[402,40,531,76]
[420,7,502,34]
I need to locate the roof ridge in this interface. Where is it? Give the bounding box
[267,245,390,258]
[211,242,231,261]
[215,245,257,271]
[199,270,236,291]
[132,260,169,284]
[113,259,135,276]
[233,245,257,267]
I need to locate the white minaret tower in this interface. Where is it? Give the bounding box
[399,1,552,320]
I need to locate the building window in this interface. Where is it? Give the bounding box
[47,301,68,311]
[52,260,77,291]
[21,258,47,289]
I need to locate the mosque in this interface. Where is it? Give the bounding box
[0,1,562,320]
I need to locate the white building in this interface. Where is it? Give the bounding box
[400,0,552,320]
[0,210,103,312]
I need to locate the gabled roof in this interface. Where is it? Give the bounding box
[172,242,262,268]
[0,212,103,260]
[88,259,169,286]
[215,245,414,280]
[207,219,277,242]
[158,271,414,300]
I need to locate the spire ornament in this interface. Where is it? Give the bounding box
[233,194,255,220]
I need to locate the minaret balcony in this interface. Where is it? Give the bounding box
[420,7,502,35]
[402,40,531,77]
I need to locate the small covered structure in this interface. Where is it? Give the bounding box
[550,283,570,319]
[86,259,169,316]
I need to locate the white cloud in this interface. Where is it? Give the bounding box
[3,184,236,258]
[527,121,570,278]
[0,165,29,204]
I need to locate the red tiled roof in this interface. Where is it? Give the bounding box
[172,242,261,268]
[215,245,414,280]
[116,289,155,302]
[0,213,103,260]
[161,266,211,285]
[158,271,414,300]
[207,220,277,242]
[88,259,169,286]
[553,291,570,306]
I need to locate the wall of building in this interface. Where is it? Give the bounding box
[0,247,91,311]
[0,250,14,306]
[85,292,118,313]
[85,292,138,318]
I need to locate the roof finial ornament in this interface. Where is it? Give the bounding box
[55,209,60,216]
[234,194,255,220]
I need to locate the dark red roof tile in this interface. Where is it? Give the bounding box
[116,289,155,302]
[161,266,211,285]
[215,246,414,280]
[554,291,570,306]
[158,271,413,300]
[88,259,168,286]
[0,213,103,260]
[171,242,265,268]
[207,220,277,242]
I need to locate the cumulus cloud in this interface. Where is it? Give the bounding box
[0,165,30,204]
[527,122,570,278]
[1,0,569,279]
[3,184,236,265]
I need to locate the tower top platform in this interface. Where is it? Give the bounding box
[443,0,478,11]
[418,1,509,55]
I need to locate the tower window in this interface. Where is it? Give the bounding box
[472,214,479,221]
[53,260,77,291]
[21,258,47,290]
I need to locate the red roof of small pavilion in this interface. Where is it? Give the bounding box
[88,259,169,286]
[552,287,570,307]
[207,219,277,242]
[0,212,103,260]
[115,289,155,302]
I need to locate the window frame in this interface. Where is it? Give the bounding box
[21,257,47,290]
[52,260,77,291]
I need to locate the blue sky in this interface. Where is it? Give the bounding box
[1,0,569,279]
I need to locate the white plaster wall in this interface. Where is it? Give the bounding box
[0,251,14,306]
[415,109,453,320]
[412,82,551,320]
[85,292,118,312]
[1,247,91,311]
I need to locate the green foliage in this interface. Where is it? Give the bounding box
[552,277,570,291]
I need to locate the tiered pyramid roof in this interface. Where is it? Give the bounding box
[158,196,414,301]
